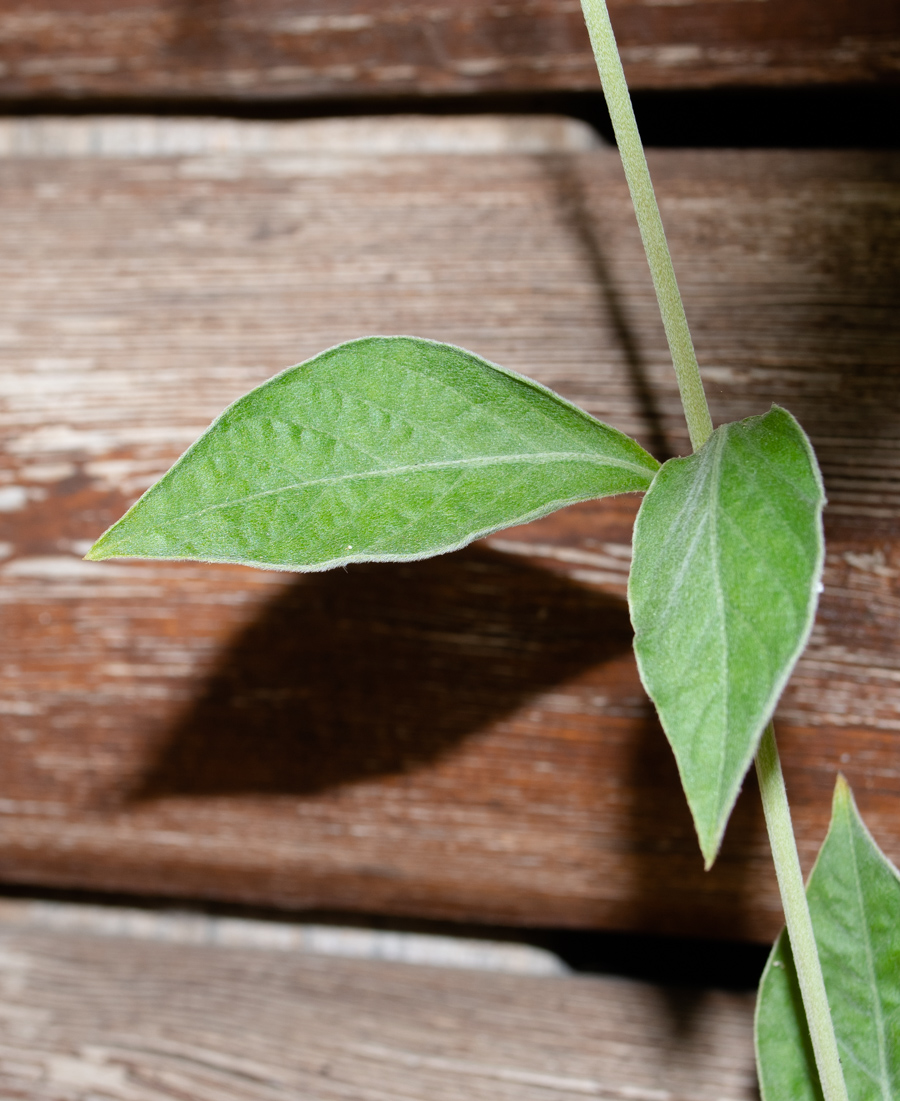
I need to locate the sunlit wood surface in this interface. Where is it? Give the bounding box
[0,117,897,940]
[0,901,758,1101]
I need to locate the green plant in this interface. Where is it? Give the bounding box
[88,2,899,1095]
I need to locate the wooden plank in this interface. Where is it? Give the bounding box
[0,117,898,940]
[0,0,896,103]
[0,898,572,973]
[0,903,758,1100]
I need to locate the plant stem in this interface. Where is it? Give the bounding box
[578,0,713,452]
[580,3,849,1097]
[755,724,849,1101]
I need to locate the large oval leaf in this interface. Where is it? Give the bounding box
[88,336,658,570]
[756,777,900,1101]
[629,406,824,866]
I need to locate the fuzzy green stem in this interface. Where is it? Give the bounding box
[578,0,713,451]
[755,724,849,1101]
[580,3,849,1097]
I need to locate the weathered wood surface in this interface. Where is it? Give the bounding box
[0,0,896,102]
[0,898,571,973]
[0,117,898,941]
[0,901,758,1101]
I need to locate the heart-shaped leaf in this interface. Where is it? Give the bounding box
[629,406,825,865]
[756,776,900,1101]
[88,336,659,570]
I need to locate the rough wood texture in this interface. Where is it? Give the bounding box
[0,909,758,1100]
[0,0,896,102]
[0,117,898,940]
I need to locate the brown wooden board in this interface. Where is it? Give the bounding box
[0,0,896,103]
[0,117,898,941]
[0,901,758,1100]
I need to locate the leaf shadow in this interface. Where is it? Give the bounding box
[540,152,673,463]
[129,546,634,801]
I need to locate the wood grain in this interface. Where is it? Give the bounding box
[0,117,898,940]
[0,909,758,1100]
[0,0,896,103]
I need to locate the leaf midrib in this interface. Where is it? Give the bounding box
[706,428,731,826]
[167,450,652,523]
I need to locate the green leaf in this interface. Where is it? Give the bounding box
[88,336,658,570]
[756,777,900,1101]
[628,406,824,865]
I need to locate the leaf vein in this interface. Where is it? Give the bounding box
[170,452,650,524]
[707,429,731,819]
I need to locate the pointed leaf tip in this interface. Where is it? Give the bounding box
[756,776,900,1100]
[89,336,659,571]
[629,406,825,865]
[833,771,851,806]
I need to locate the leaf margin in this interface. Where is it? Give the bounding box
[87,334,661,573]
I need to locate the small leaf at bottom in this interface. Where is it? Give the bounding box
[88,336,658,571]
[756,777,900,1101]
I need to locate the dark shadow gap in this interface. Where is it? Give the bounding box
[0,881,771,991]
[0,86,897,148]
